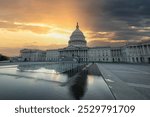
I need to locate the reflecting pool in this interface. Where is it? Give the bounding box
[0,63,114,100]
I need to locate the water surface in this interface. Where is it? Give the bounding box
[0,63,114,100]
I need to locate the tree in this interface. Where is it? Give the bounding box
[0,54,10,61]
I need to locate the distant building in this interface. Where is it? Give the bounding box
[20,23,150,64]
[123,41,150,63]
[20,49,46,62]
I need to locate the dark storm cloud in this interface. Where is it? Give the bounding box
[0,0,149,43]
[76,0,150,42]
[103,0,150,28]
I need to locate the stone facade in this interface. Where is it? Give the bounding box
[111,47,123,62]
[88,47,112,62]
[20,49,46,62]
[46,49,60,62]
[123,41,150,63]
[59,46,88,62]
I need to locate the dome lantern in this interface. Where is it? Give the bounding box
[76,22,79,29]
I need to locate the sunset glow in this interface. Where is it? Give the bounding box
[0,0,149,56]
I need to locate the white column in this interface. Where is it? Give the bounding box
[137,46,140,62]
[147,44,150,54]
[142,45,145,55]
[136,46,139,56]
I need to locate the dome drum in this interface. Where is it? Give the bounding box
[69,40,87,47]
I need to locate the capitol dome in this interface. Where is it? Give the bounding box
[68,23,87,47]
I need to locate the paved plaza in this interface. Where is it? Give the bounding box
[97,63,150,99]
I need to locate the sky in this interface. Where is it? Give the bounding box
[0,0,150,56]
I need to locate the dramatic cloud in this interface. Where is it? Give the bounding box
[0,0,80,26]
[76,0,150,42]
[0,0,150,55]
[0,21,51,33]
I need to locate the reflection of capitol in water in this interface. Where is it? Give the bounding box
[20,23,150,64]
[18,63,84,73]
[0,62,114,100]
[17,63,88,99]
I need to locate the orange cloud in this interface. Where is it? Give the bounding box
[0,21,51,34]
[0,0,130,56]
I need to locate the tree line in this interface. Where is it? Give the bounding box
[0,54,10,61]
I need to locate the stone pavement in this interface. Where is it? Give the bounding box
[96,63,150,100]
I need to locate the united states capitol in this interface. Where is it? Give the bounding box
[20,23,150,64]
